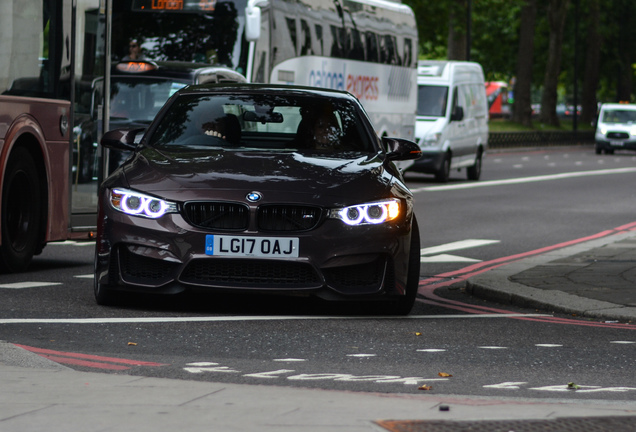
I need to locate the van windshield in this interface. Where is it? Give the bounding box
[417,85,448,117]
[602,109,636,124]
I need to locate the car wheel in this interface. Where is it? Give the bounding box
[375,216,420,316]
[467,151,482,180]
[393,216,421,315]
[1,147,41,273]
[595,144,602,155]
[435,153,451,182]
[94,249,119,306]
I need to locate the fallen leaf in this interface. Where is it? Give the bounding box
[567,382,580,390]
[438,372,452,377]
[128,342,138,346]
[418,385,432,391]
[415,332,422,336]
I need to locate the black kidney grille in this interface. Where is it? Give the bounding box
[258,205,322,231]
[183,202,249,230]
[180,259,321,288]
[607,132,629,139]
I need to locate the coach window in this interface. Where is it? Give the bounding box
[285,17,298,56]
[330,25,345,58]
[314,24,324,55]
[300,19,312,56]
[403,38,413,67]
[347,28,364,61]
[365,31,378,63]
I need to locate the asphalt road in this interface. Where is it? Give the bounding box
[1,145,635,401]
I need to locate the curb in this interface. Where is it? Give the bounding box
[465,230,636,322]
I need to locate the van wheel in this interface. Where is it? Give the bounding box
[467,151,482,180]
[435,153,451,182]
[1,147,42,273]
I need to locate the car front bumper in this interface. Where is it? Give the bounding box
[95,199,414,301]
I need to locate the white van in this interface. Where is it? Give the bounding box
[407,60,489,181]
[594,103,636,154]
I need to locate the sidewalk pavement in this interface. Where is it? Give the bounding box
[466,228,636,323]
[2,230,636,431]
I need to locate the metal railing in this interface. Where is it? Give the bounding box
[488,131,595,149]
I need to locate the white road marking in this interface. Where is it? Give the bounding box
[478,346,508,350]
[74,274,94,279]
[0,314,551,324]
[49,241,95,246]
[483,382,527,389]
[529,385,636,393]
[420,254,481,263]
[273,358,306,362]
[182,364,450,386]
[347,354,376,358]
[535,344,563,347]
[416,349,446,352]
[610,341,635,344]
[0,282,62,289]
[243,369,295,378]
[420,239,500,256]
[420,239,500,263]
[411,167,636,192]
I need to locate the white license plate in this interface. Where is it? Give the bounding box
[205,235,299,257]
[610,140,624,146]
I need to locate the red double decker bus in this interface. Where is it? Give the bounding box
[0,0,104,272]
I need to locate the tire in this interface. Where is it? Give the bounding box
[595,144,602,155]
[391,216,421,315]
[0,147,42,272]
[375,216,421,316]
[435,153,451,182]
[94,248,119,306]
[467,151,482,180]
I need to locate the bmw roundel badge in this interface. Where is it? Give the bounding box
[246,191,262,202]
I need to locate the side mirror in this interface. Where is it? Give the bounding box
[451,105,464,122]
[383,137,422,161]
[100,128,145,151]
[245,1,262,42]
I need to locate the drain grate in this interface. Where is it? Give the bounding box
[375,416,636,432]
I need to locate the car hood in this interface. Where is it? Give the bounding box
[120,148,399,205]
[598,122,636,132]
[415,117,446,141]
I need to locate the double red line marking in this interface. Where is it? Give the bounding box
[417,222,636,330]
[15,344,166,370]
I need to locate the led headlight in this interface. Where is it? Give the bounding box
[110,188,177,219]
[331,199,401,226]
[419,132,441,147]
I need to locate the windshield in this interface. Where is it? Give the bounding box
[602,109,636,124]
[114,0,247,74]
[110,77,187,123]
[149,93,377,155]
[417,85,449,117]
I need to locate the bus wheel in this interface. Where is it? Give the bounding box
[1,147,42,272]
[467,150,482,180]
[435,153,451,182]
